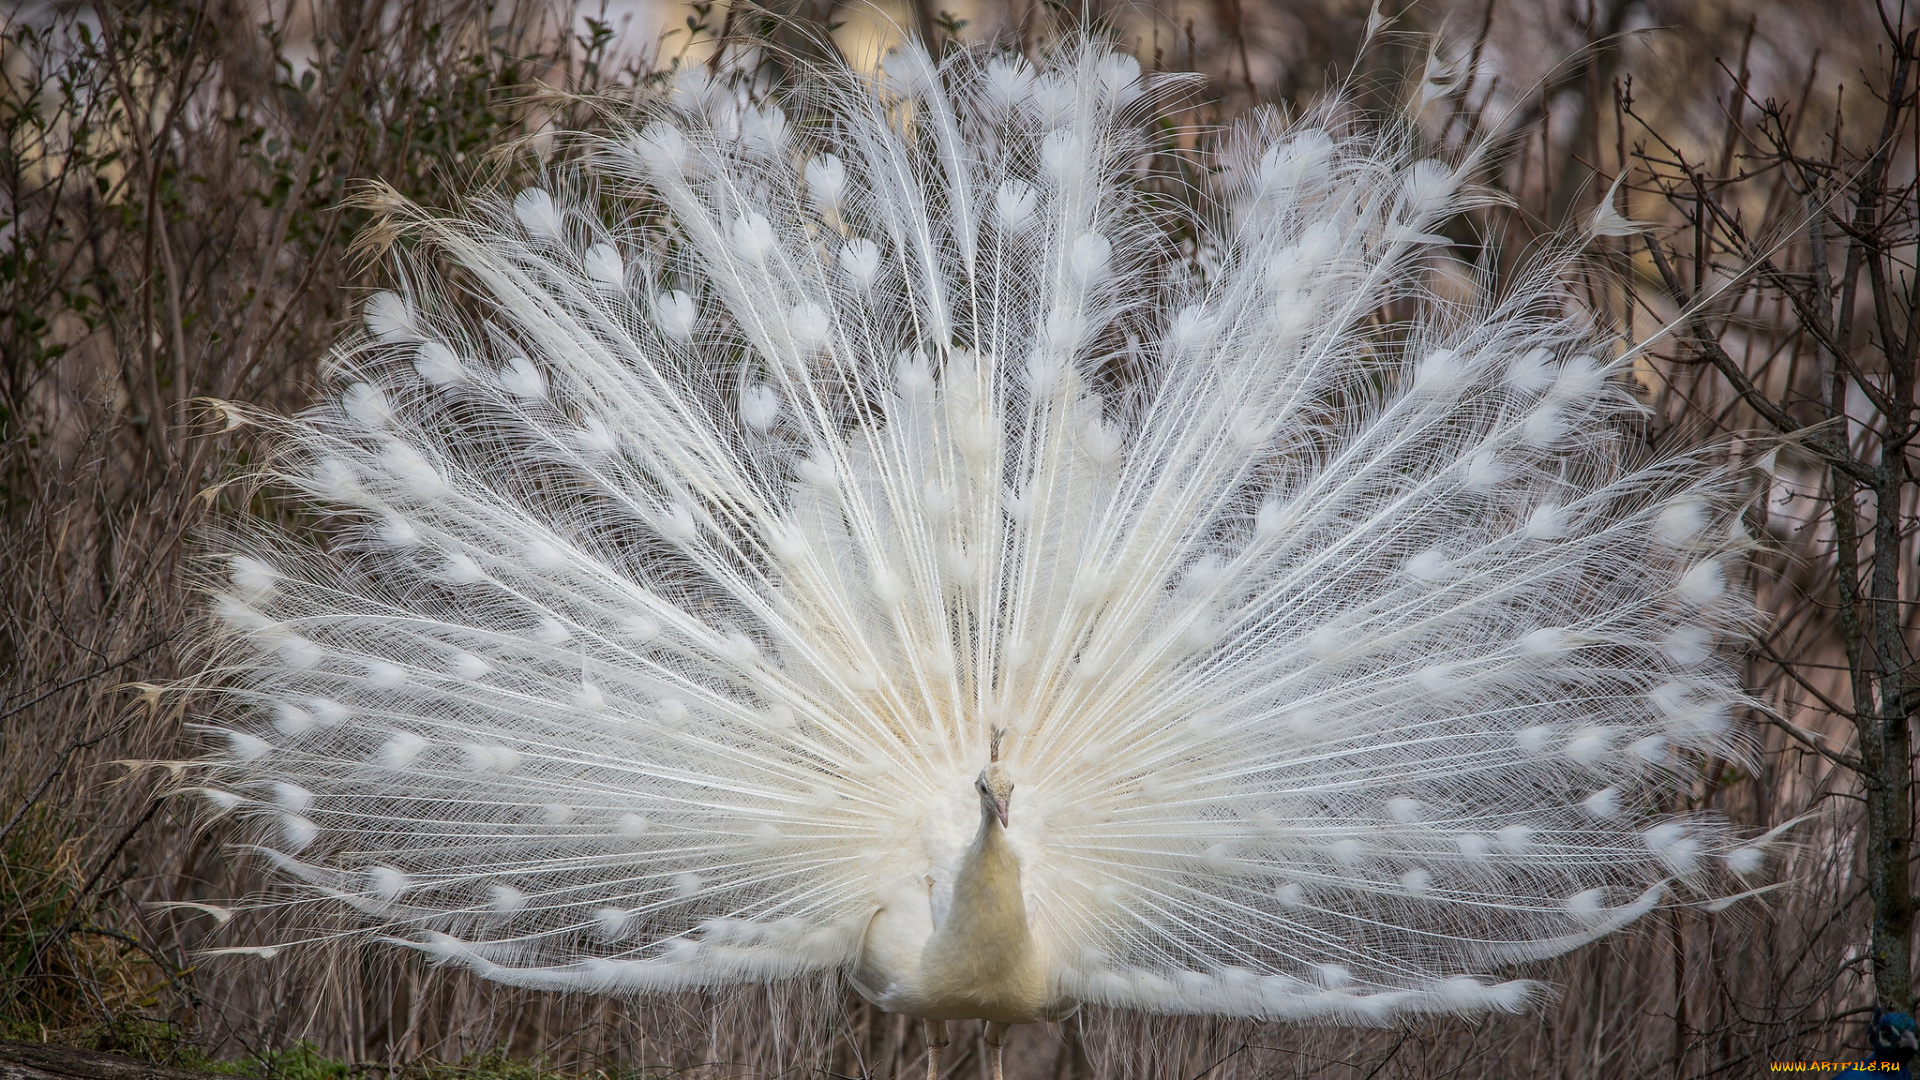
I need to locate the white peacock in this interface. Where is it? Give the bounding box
[183,35,1770,1080]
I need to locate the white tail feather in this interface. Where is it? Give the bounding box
[187,37,1759,1022]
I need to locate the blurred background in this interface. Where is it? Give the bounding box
[1,0,1913,1076]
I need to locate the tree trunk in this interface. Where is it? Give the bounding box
[1863,701,1915,1016]
[0,1043,221,1080]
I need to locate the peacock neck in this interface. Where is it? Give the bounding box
[962,805,1019,895]
[925,802,1032,969]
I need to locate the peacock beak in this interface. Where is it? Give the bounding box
[992,798,1010,827]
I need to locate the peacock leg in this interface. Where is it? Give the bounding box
[924,1019,949,1080]
[984,1022,1012,1080]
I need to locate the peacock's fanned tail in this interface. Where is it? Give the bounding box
[187,38,1764,1022]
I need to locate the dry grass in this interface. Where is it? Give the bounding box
[1,0,1909,1076]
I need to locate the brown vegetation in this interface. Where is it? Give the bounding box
[1,0,1913,1076]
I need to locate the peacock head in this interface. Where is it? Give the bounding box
[976,727,1015,827]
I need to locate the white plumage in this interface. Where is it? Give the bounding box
[186,34,1765,1055]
